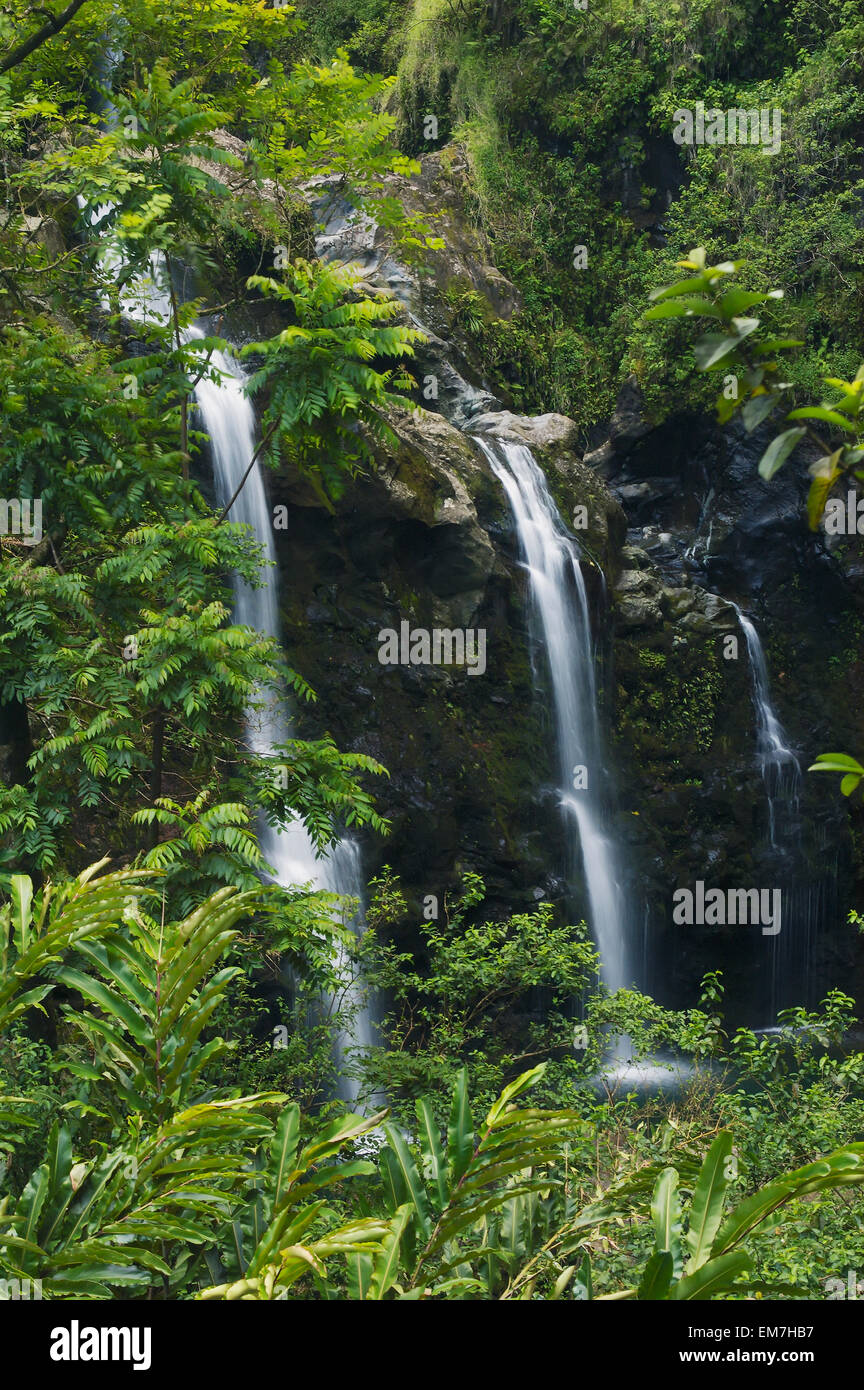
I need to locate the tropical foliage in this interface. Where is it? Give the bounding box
[3,863,864,1301]
[2,0,864,1311]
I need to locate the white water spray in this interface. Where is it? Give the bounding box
[82,222,374,1101]
[195,333,375,1105]
[475,437,630,990]
[734,606,801,845]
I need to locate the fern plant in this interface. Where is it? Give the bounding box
[132,791,267,914]
[235,259,425,510]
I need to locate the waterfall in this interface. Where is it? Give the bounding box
[474,438,631,991]
[81,216,374,1101]
[733,605,827,1014]
[195,344,327,886]
[195,338,374,1105]
[306,190,634,994]
[308,189,650,1068]
[734,606,801,846]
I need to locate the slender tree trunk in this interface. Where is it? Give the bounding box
[216,420,278,523]
[165,253,190,479]
[149,712,165,850]
[180,396,189,473]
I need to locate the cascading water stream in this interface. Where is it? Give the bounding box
[79,209,375,1101]
[194,343,327,886]
[309,188,681,1085]
[192,335,375,1105]
[474,438,631,993]
[308,191,636,993]
[307,187,840,1048]
[734,606,801,846]
[731,605,829,1015]
[310,192,639,1018]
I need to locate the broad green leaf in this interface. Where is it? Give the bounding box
[741,392,779,432]
[638,1250,674,1300]
[692,332,742,370]
[751,337,804,355]
[717,288,782,318]
[288,1160,376,1201]
[379,1145,409,1213]
[788,406,856,432]
[551,1265,577,1299]
[416,1099,448,1208]
[428,1181,550,1253]
[716,378,743,423]
[808,754,864,774]
[484,1065,546,1129]
[54,967,151,1044]
[693,319,760,369]
[651,1167,683,1277]
[685,1131,732,1272]
[758,427,806,480]
[10,876,33,954]
[271,1106,300,1208]
[347,1251,374,1300]
[807,449,843,530]
[643,298,721,320]
[672,1250,750,1300]
[381,1125,432,1239]
[447,1069,473,1186]
[648,274,712,302]
[367,1204,413,1300]
[712,1146,864,1258]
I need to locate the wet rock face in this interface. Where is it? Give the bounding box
[270,400,566,926]
[264,159,634,927]
[384,150,523,321]
[586,380,861,1016]
[308,154,521,429]
[257,141,860,1016]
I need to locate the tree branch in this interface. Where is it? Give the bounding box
[0,0,91,75]
[215,419,279,524]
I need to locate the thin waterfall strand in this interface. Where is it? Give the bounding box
[82,227,374,1099]
[735,606,801,846]
[476,437,630,990]
[197,340,374,1104]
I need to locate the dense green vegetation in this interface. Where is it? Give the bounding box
[1,0,863,1307]
[317,0,864,431]
[5,862,864,1299]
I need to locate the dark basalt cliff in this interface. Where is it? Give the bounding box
[253,149,862,1018]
